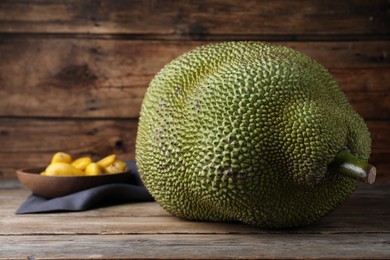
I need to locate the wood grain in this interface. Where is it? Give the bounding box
[1,183,389,235]
[0,119,388,180]
[1,233,389,259]
[0,39,388,119]
[0,183,389,259]
[0,0,388,38]
[0,118,136,178]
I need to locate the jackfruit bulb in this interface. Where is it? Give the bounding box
[136,42,376,228]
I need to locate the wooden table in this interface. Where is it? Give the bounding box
[1,180,389,259]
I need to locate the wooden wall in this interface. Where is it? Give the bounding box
[0,0,389,181]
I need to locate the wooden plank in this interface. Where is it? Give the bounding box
[0,0,388,38]
[0,182,388,235]
[368,121,390,179]
[1,182,389,259]
[0,119,389,180]
[0,39,389,119]
[0,233,389,259]
[1,183,389,259]
[0,118,136,179]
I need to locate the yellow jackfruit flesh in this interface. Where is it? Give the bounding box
[104,160,127,174]
[97,154,116,168]
[85,163,102,176]
[136,42,375,228]
[51,152,72,164]
[45,162,84,176]
[71,157,93,170]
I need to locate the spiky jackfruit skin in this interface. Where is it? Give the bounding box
[136,42,371,228]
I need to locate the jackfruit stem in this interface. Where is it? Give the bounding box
[329,149,376,184]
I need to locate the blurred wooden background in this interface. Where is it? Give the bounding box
[0,0,389,181]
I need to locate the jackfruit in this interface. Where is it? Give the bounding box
[51,152,72,164]
[45,162,84,176]
[85,162,102,176]
[136,42,376,228]
[97,154,116,168]
[71,157,93,170]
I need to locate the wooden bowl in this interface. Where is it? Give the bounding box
[16,167,131,199]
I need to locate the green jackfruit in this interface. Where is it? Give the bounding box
[136,42,376,228]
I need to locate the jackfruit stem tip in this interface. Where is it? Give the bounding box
[329,149,376,184]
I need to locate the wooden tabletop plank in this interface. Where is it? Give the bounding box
[1,233,389,259]
[0,182,389,235]
[1,181,389,259]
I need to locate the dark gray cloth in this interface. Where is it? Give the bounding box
[16,161,154,214]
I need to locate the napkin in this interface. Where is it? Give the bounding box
[15,161,154,214]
